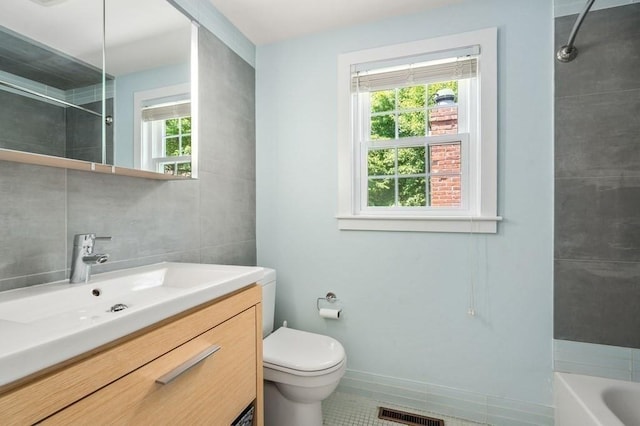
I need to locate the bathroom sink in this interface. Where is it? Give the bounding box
[0,262,263,387]
[0,263,255,325]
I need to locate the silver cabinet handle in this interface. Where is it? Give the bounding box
[155,344,221,385]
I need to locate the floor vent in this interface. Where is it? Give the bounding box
[378,407,445,426]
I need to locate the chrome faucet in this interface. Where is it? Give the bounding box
[70,233,111,283]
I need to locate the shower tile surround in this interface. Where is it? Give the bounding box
[554,4,640,347]
[554,339,640,382]
[0,27,256,292]
[65,99,114,164]
[0,90,66,157]
[0,72,113,163]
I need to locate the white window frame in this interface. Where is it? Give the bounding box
[147,115,192,175]
[356,80,471,214]
[133,83,195,177]
[337,28,501,233]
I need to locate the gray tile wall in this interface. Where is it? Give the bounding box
[0,90,66,157]
[0,27,256,292]
[0,91,113,164]
[554,4,640,347]
[65,99,114,164]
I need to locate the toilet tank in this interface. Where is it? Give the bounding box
[258,268,276,338]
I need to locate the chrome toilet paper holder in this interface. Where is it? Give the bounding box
[317,292,338,310]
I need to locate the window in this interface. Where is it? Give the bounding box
[337,28,500,233]
[142,102,192,177]
[134,83,197,178]
[363,78,469,209]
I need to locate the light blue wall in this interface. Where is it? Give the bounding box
[256,0,554,407]
[170,0,255,66]
[114,63,189,168]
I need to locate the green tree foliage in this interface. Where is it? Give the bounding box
[163,116,192,176]
[366,81,457,207]
[164,117,191,156]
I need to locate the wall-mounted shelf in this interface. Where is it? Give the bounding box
[0,148,188,180]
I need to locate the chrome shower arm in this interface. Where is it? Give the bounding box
[557,0,596,62]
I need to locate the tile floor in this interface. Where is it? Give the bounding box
[322,391,487,426]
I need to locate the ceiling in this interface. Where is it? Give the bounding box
[207,0,462,45]
[0,0,461,81]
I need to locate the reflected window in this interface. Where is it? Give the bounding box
[160,116,191,176]
[142,104,191,176]
[139,92,192,177]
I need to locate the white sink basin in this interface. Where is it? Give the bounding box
[0,262,264,387]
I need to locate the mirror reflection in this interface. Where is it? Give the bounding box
[0,0,195,178]
[106,0,194,176]
[0,0,105,162]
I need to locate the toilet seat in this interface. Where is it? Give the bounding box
[263,327,346,377]
[263,357,346,389]
[264,357,346,378]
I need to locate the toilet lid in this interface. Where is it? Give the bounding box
[263,327,345,373]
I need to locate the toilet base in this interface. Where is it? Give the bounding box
[264,381,323,426]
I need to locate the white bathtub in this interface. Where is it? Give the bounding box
[555,372,640,426]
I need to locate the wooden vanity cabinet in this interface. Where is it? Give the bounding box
[0,285,263,426]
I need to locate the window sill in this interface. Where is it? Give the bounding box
[336,215,502,233]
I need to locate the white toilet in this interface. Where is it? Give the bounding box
[259,268,346,426]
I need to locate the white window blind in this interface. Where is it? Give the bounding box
[142,101,190,122]
[352,56,477,92]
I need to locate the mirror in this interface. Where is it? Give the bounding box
[0,0,195,179]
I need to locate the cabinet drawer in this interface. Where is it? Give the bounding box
[42,307,257,425]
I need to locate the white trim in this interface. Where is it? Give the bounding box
[337,28,498,233]
[337,215,502,233]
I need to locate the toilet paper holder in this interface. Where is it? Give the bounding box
[317,292,338,310]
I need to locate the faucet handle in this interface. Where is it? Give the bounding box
[95,236,112,242]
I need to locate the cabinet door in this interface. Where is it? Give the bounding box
[42,308,257,426]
